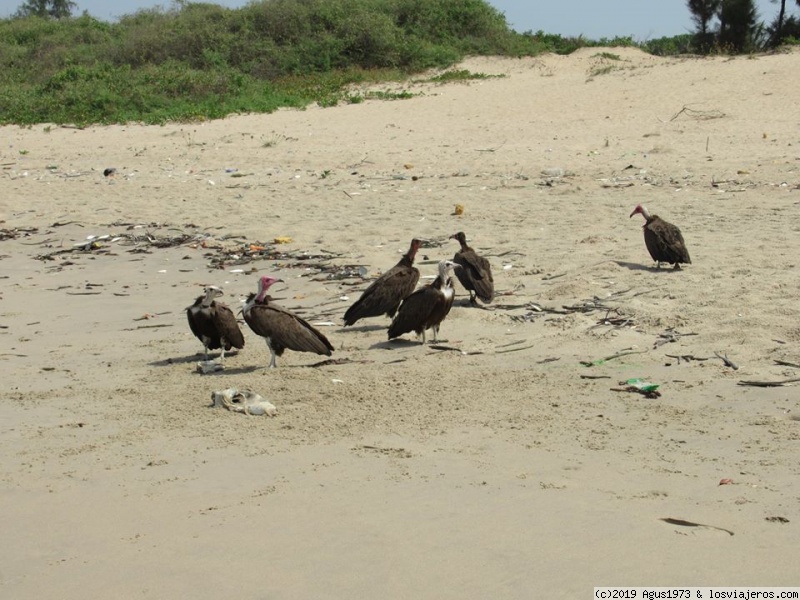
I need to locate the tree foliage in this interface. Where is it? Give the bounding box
[15,0,77,19]
[718,0,758,51]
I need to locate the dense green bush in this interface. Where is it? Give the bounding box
[0,0,707,125]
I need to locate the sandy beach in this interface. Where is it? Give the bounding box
[2,47,799,597]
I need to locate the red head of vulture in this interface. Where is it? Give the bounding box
[243,275,333,368]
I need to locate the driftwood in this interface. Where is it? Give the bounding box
[738,377,800,388]
[714,351,738,370]
[654,329,698,348]
[774,360,800,369]
[660,517,734,536]
[580,348,648,367]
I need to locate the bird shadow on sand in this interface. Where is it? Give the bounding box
[369,338,423,350]
[614,260,667,272]
[149,351,242,367]
[194,365,262,375]
[339,324,387,333]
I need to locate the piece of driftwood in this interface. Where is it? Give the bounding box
[665,354,710,364]
[738,377,800,388]
[654,329,698,348]
[580,348,648,367]
[660,517,734,536]
[774,360,800,369]
[714,351,738,370]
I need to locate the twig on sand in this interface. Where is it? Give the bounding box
[580,348,647,367]
[496,344,537,354]
[305,357,370,368]
[714,351,738,370]
[774,360,800,369]
[428,344,483,355]
[660,517,734,536]
[665,354,710,364]
[737,377,800,388]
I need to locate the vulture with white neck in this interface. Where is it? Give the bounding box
[343,238,422,326]
[242,275,334,368]
[388,260,457,344]
[186,285,245,360]
[630,204,691,269]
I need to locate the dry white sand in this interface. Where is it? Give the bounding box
[2,47,799,598]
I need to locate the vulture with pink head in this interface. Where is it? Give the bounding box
[630,204,691,269]
[243,276,333,368]
[388,260,457,344]
[343,238,422,326]
[186,285,245,361]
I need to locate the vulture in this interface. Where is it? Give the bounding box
[630,204,691,269]
[388,260,456,344]
[242,275,334,368]
[450,231,494,304]
[186,286,245,361]
[343,238,422,326]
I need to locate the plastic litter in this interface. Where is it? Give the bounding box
[211,388,277,416]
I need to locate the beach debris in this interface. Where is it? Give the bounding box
[719,478,734,486]
[211,388,277,416]
[654,328,698,348]
[580,347,648,367]
[660,517,734,536]
[612,378,662,398]
[765,516,790,524]
[197,360,224,374]
[453,204,464,215]
[738,376,800,388]
[103,167,116,177]
[774,360,800,369]
[667,105,726,122]
[273,236,292,244]
[714,351,738,370]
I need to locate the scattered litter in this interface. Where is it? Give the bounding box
[453,204,464,215]
[197,360,224,374]
[211,388,277,416]
[718,478,734,486]
[611,377,661,398]
[273,236,292,244]
[624,378,660,393]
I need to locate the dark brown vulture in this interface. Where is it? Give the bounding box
[242,275,334,368]
[343,238,422,326]
[388,260,456,344]
[630,204,691,270]
[450,231,494,304]
[186,286,245,361]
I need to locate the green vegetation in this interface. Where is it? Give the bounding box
[1,0,798,126]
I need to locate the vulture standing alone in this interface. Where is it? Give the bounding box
[186,286,245,361]
[450,231,494,304]
[630,204,691,270]
[388,260,457,344]
[343,238,422,326]
[243,275,333,368]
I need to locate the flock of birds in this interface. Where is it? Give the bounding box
[187,205,691,369]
